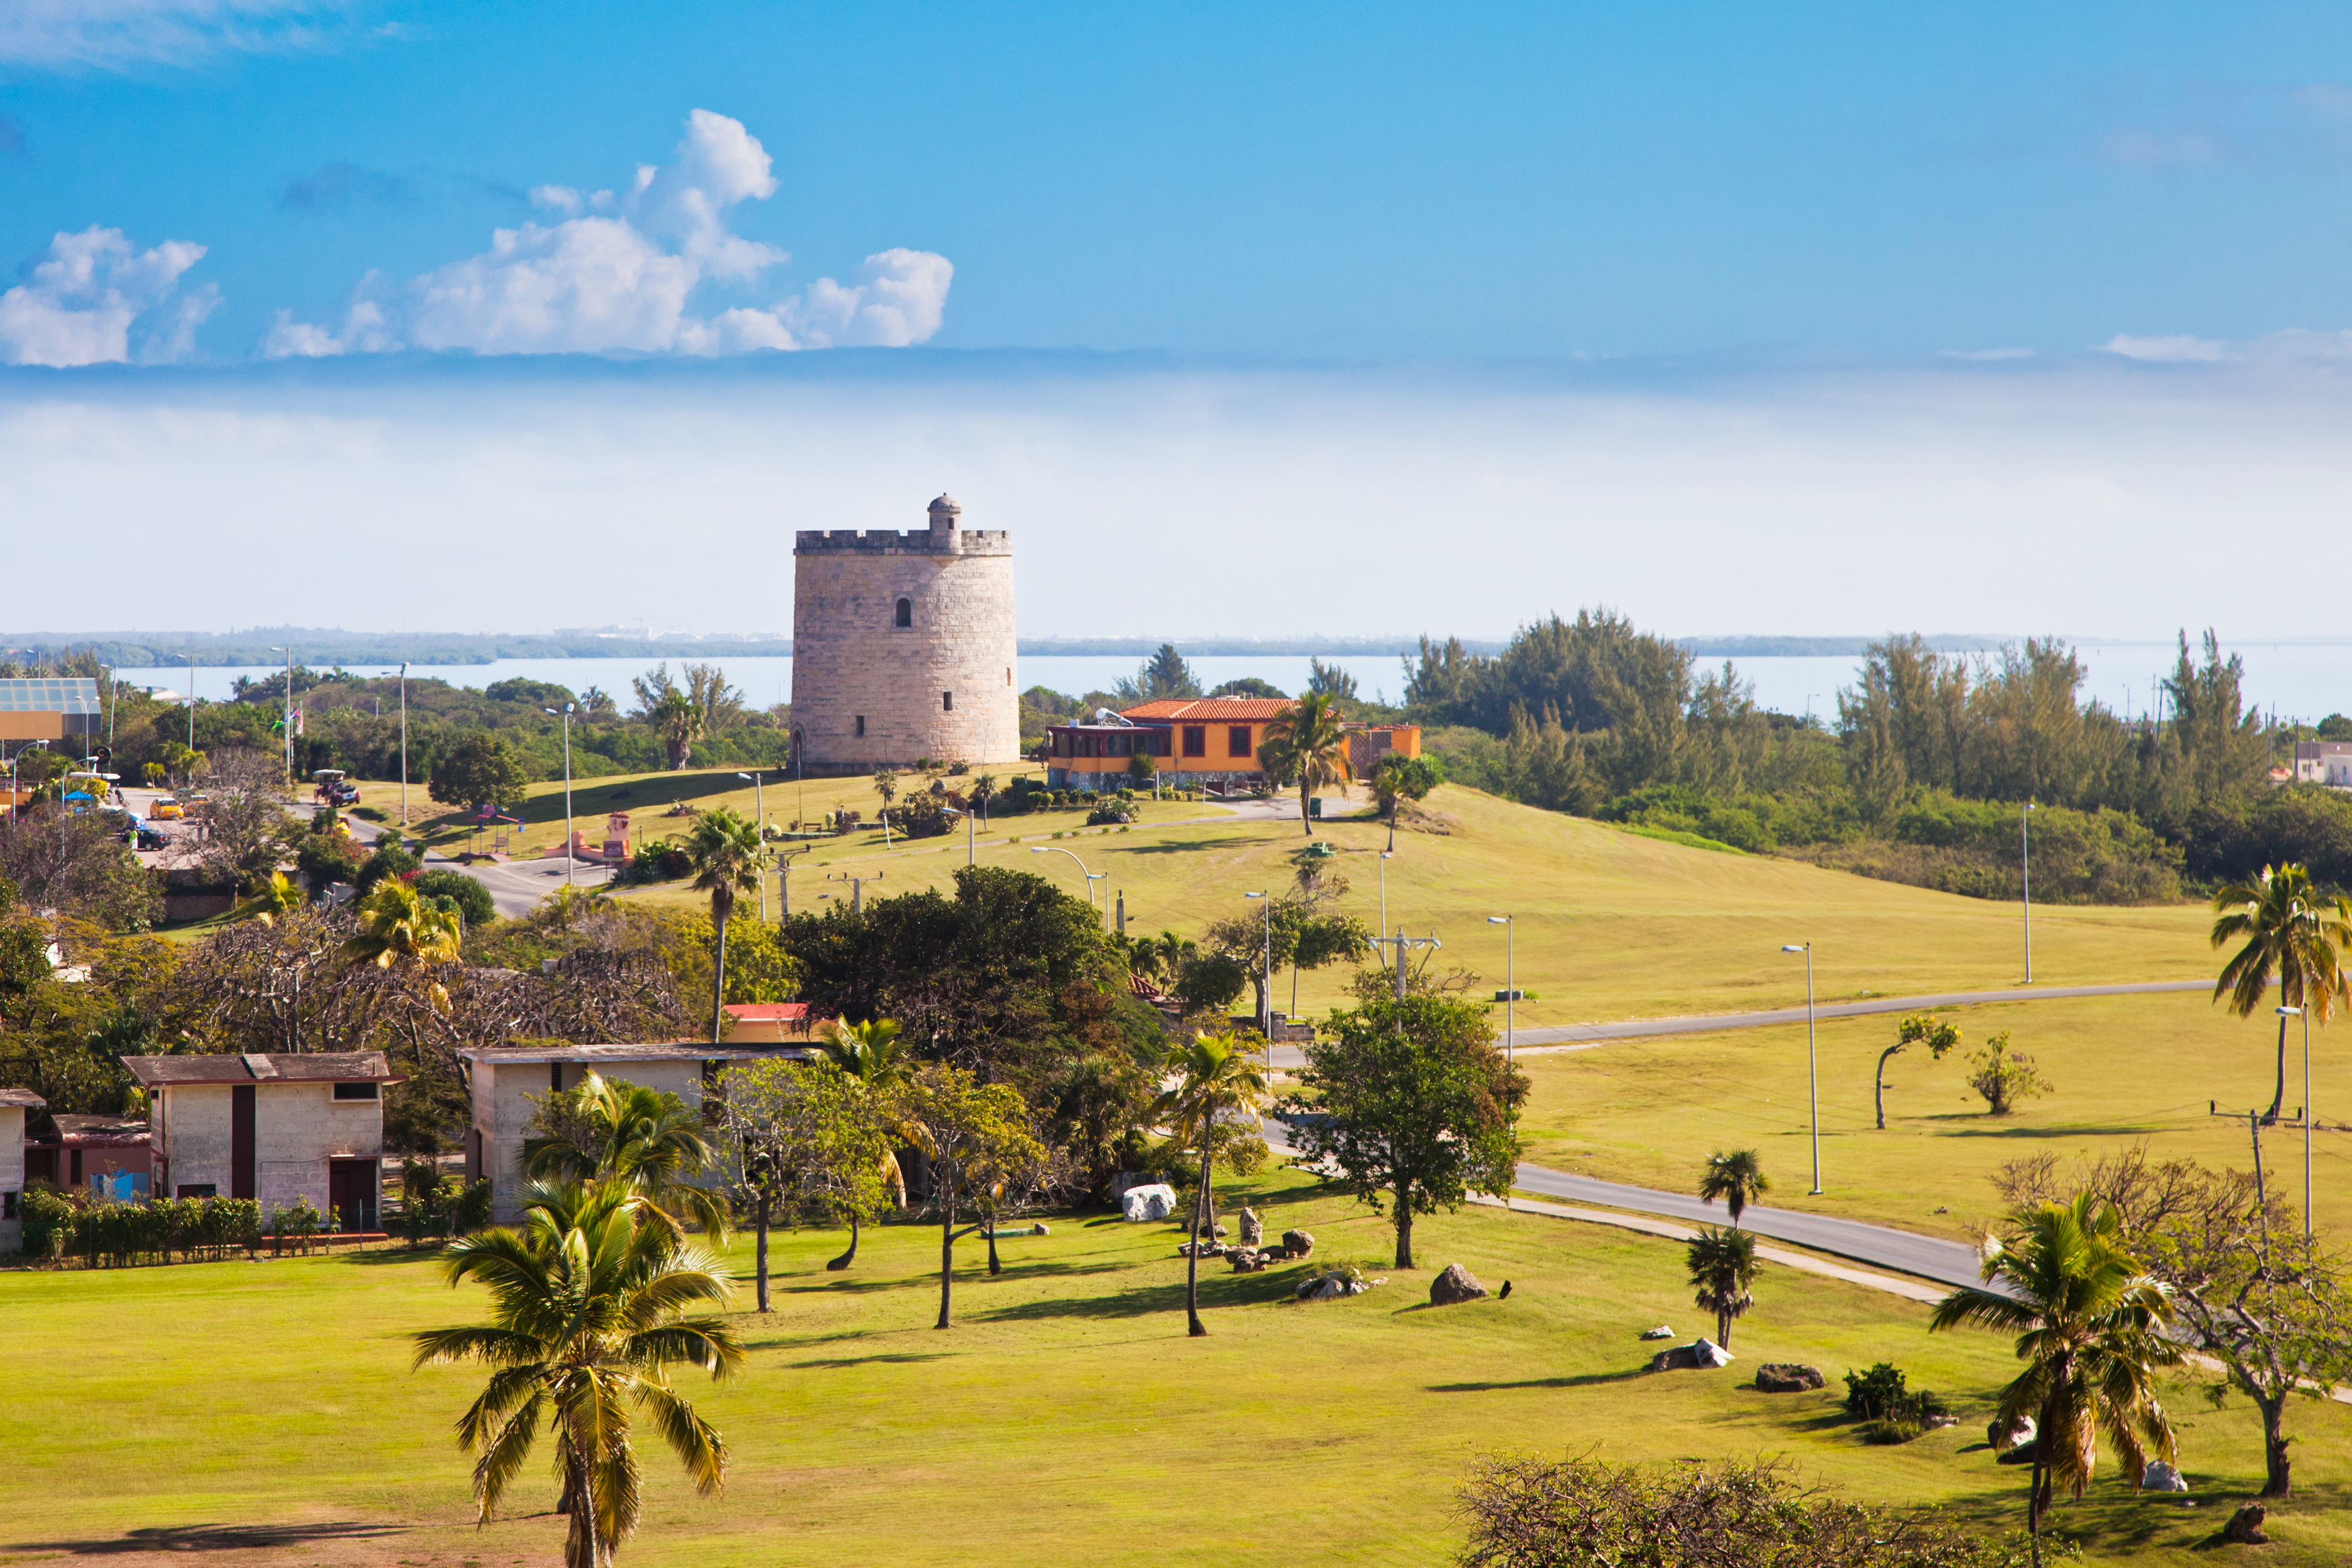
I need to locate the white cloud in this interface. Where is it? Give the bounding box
[2096,333,2228,363]
[0,225,216,366]
[0,0,341,69]
[267,109,952,358]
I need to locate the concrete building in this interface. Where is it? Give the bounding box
[2293,740,2352,788]
[461,1040,813,1224]
[23,1113,152,1200]
[791,495,1020,774]
[1,1088,41,1253]
[124,1052,401,1232]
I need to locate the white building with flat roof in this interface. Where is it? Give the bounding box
[460,1041,813,1224]
[2293,740,2352,788]
[122,1052,401,1232]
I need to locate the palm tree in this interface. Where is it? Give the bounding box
[871,767,899,844]
[1152,1029,1270,1338]
[524,1071,729,1243]
[1260,691,1352,837]
[813,1016,914,1269]
[1685,1226,1759,1347]
[684,807,765,1046]
[1697,1149,1769,1224]
[1930,1194,2179,1557]
[651,687,702,770]
[413,1180,744,1568]
[2211,863,2351,1123]
[968,773,997,825]
[345,879,463,968]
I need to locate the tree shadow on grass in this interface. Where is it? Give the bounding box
[1123,835,1266,856]
[978,1266,1305,1322]
[11,1523,405,1555]
[1429,1369,1648,1392]
[788,1351,955,1370]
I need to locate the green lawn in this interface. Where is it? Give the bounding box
[4,1170,2342,1568]
[622,781,2217,1029]
[1514,989,2352,1241]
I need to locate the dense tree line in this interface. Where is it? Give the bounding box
[1404,613,2343,901]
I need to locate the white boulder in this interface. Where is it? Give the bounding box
[2141,1460,2188,1493]
[1120,1184,1177,1222]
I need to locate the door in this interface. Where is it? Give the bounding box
[231,1085,256,1200]
[327,1159,377,1233]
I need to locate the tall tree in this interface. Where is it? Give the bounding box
[1259,691,1352,837]
[426,733,529,813]
[1284,993,1524,1269]
[1929,1195,2178,1557]
[714,1057,894,1311]
[891,1064,1047,1329]
[812,1015,916,1268]
[412,1180,743,1568]
[684,808,766,1046]
[1152,1029,1270,1337]
[1685,1226,1760,1347]
[1114,644,1202,705]
[1696,1149,1770,1224]
[1369,752,1443,852]
[2210,862,2349,1124]
[523,1072,729,1243]
[1873,1013,1962,1130]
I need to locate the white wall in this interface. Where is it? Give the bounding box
[475,1059,709,1224]
[156,1081,383,1218]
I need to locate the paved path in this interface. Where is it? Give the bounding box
[1267,979,2210,1071]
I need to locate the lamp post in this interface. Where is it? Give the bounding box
[1029,846,1108,922]
[2021,800,2036,983]
[2279,1004,2311,1239]
[1379,849,1392,937]
[1783,942,1821,1195]
[185,652,196,755]
[548,706,576,884]
[268,646,293,779]
[736,770,766,839]
[1487,914,1516,1083]
[775,844,810,919]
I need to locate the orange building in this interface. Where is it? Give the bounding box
[1042,697,1418,791]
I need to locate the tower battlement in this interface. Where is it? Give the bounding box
[793,529,1014,556]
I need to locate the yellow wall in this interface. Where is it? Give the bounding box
[0,714,68,741]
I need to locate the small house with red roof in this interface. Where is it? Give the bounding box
[1044,697,1419,792]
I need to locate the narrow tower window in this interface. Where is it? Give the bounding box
[855,716,866,738]
[894,598,913,628]
[943,691,954,712]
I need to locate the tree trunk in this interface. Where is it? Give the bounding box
[987,1221,1002,1276]
[1718,1307,1731,1347]
[1385,800,1397,852]
[826,1211,860,1271]
[935,1163,956,1330]
[1874,1045,1902,1130]
[1300,781,1314,836]
[1186,1147,1211,1337]
[563,1446,595,1568]
[2265,1011,2287,1124]
[755,1192,771,1311]
[1394,1170,1414,1269]
[2257,1391,2292,1496]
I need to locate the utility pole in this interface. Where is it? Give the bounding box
[1783,942,1821,1194]
[2021,801,2035,983]
[185,652,195,755]
[398,662,409,827]
[549,706,576,884]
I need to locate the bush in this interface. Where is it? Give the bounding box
[1968,1032,2049,1115]
[891,794,954,839]
[1843,1362,1949,1443]
[414,867,495,926]
[354,841,421,896]
[21,1188,264,1266]
[1087,800,1139,826]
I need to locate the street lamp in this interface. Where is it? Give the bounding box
[2021,801,2036,983]
[268,646,293,778]
[775,844,810,919]
[1487,914,1516,1082]
[1783,942,1821,1195]
[547,706,577,884]
[1029,846,1108,921]
[1379,849,1392,937]
[2279,1004,2312,1239]
[736,770,766,838]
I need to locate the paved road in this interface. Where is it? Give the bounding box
[1266,979,2210,1070]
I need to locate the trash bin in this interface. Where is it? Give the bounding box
[1308,797,1323,818]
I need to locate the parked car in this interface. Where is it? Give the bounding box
[147,798,184,820]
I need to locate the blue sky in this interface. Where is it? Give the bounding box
[9,3,2352,360]
[5,4,2352,647]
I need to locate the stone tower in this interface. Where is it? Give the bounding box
[791,495,1019,773]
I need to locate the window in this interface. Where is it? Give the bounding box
[2,1190,16,1220]
[1109,733,1131,757]
[1229,726,1253,758]
[175,1184,216,1200]
[943,691,953,712]
[1183,726,1206,757]
[855,716,866,738]
[894,598,913,628]
[1006,668,1012,685]
[333,1081,379,1101]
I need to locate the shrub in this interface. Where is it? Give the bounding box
[1968,1032,2050,1115]
[1087,800,1139,826]
[414,867,495,926]
[1843,1362,1949,1443]
[891,794,954,839]
[19,1189,263,1266]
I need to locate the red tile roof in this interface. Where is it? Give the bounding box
[1120,699,1296,721]
[723,1003,810,1021]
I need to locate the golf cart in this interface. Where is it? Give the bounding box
[312,769,361,807]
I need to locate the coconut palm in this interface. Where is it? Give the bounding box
[968,773,997,825]
[1259,691,1352,837]
[1152,1029,1270,1338]
[413,1180,744,1568]
[2211,862,2351,1123]
[684,807,766,1046]
[813,1016,914,1268]
[345,879,463,968]
[1697,1149,1770,1225]
[1685,1226,1759,1347]
[650,686,702,770]
[1929,1194,2178,1555]
[524,1071,729,1244]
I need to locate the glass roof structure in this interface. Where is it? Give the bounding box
[0,679,102,714]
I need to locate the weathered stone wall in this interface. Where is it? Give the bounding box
[154,1082,382,1217]
[792,501,1020,772]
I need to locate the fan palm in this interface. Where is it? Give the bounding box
[2211,862,2350,1123]
[1929,1194,2178,1554]
[1697,1149,1769,1225]
[524,1072,728,1244]
[413,1180,744,1568]
[684,807,766,1046]
[1259,691,1352,837]
[813,1016,914,1269]
[1685,1225,1759,1347]
[1152,1029,1270,1337]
